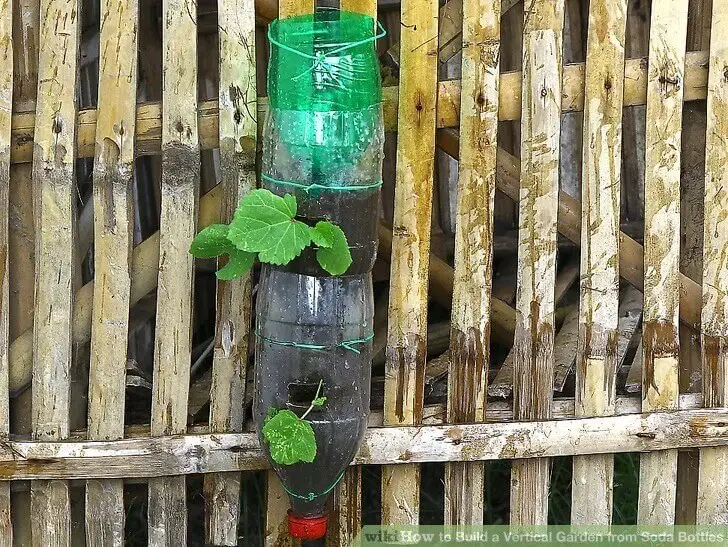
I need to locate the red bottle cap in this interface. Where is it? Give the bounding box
[287,511,328,540]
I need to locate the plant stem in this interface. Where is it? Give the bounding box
[300,379,324,421]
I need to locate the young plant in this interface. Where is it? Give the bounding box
[262,380,327,466]
[189,188,352,277]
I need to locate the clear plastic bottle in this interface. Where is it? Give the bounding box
[254,9,383,541]
[253,266,374,518]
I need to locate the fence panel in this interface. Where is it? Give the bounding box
[3,0,728,540]
[637,0,689,525]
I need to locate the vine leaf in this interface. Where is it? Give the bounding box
[315,223,352,275]
[189,224,234,258]
[309,221,336,248]
[262,409,317,465]
[216,249,256,280]
[228,189,311,265]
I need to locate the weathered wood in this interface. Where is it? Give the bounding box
[0,406,724,479]
[617,286,644,375]
[571,0,627,526]
[264,471,294,547]
[488,261,579,398]
[9,141,708,400]
[278,0,312,17]
[341,0,376,17]
[697,0,728,524]
[203,1,256,544]
[638,0,689,525]
[444,0,499,527]
[381,0,439,526]
[148,0,199,543]
[30,0,81,542]
[85,0,139,544]
[510,0,565,526]
[6,50,711,166]
[334,467,362,546]
[0,2,13,543]
[443,140,705,333]
[9,2,40,542]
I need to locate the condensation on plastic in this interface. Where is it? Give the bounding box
[253,266,374,516]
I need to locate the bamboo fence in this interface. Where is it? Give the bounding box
[1,0,728,545]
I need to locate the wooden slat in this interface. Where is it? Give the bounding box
[617,286,644,375]
[444,0,499,527]
[341,0,376,17]
[0,2,13,543]
[30,0,81,543]
[85,0,139,544]
[203,0,256,544]
[382,0,439,526]
[509,0,565,526]
[0,406,727,479]
[570,0,627,525]
[148,0,199,543]
[279,0,312,17]
[264,472,293,547]
[333,467,362,546]
[697,0,728,524]
[637,0,689,525]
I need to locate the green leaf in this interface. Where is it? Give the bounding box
[215,249,256,280]
[315,223,352,275]
[309,221,336,248]
[312,396,327,407]
[189,224,234,258]
[262,409,317,466]
[228,189,311,265]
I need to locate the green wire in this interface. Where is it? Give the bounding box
[283,470,346,501]
[255,331,374,355]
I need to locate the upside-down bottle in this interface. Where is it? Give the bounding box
[253,9,384,542]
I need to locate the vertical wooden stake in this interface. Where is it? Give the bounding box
[381,0,439,526]
[148,0,199,544]
[510,0,565,526]
[638,0,689,525]
[0,2,13,543]
[571,0,627,525]
[697,0,728,524]
[86,0,139,545]
[444,0,499,527]
[203,0,256,544]
[30,0,81,543]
